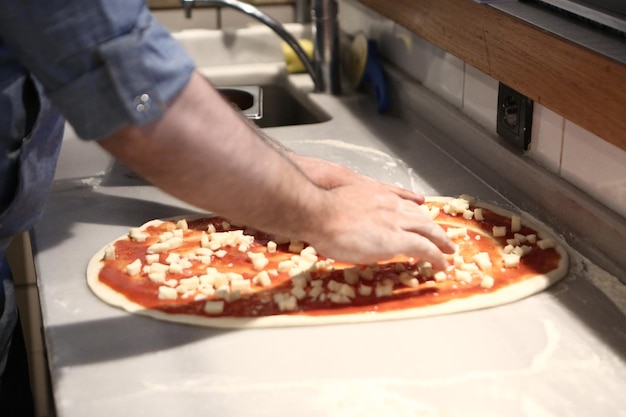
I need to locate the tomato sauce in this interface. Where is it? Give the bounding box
[97,206,562,319]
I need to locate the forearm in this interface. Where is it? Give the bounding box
[98,71,326,240]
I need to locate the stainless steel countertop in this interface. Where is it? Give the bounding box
[33,73,626,416]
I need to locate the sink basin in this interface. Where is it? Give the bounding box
[215,80,330,128]
[175,26,330,128]
[254,84,330,128]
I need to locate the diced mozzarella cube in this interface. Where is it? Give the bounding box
[145,253,160,264]
[474,208,484,221]
[338,283,356,298]
[472,252,493,271]
[418,261,434,278]
[358,284,373,296]
[179,276,200,291]
[463,209,474,220]
[291,286,307,300]
[375,279,394,297]
[454,269,473,283]
[448,198,470,215]
[526,234,537,244]
[277,260,295,272]
[511,215,522,232]
[343,268,360,285]
[126,259,142,276]
[358,267,375,281]
[433,271,448,282]
[277,295,298,311]
[253,270,272,287]
[176,219,188,231]
[460,262,480,272]
[447,227,468,240]
[248,252,269,271]
[148,271,166,284]
[157,286,178,300]
[288,240,305,254]
[537,238,555,250]
[460,194,476,206]
[291,275,308,289]
[204,300,225,314]
[492,226,507,237]
[480,275,495,289]
[503,253,521,268]
[266,241,277,254]
[231,279,251,293]
[328,293,351,304]
[103,244,116,261]
[221,221,231,230]
[399,272,419,288]
[214,250,227,258]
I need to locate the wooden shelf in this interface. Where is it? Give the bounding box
[358,0,626,151]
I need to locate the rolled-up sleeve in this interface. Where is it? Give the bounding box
[0,0,195,140]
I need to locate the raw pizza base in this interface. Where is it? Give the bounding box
[86,197,569,328]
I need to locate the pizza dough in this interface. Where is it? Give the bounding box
[86,196,569,328]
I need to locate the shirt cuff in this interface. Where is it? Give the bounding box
[49,11,195,140]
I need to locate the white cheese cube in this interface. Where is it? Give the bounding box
[176,219,188,231]
[492,226,507,238]
[472,252,493,271]
[157,285,178,300]
[290,286,307,300]
[537,238,555,250]
[267,241,277,254]
[454,269,473,283]
[231,279,251,293]
[503,253,521,268]
[433,271,448,282]
[462,209,474,220]
[343,268,360,285]
[358,267,375,281]
[399,272,419,287]
[328,293,351,304]
[511,215,522,232]
[204,300,225,314]
[480,275,495,289]
[474,208,484,221]
[103,244,116,261]
[338,283,356,299]
[288,240,305,254]
[375,279,394,297]
[253,270,272,287]
[460,194,476,206]
[526,234,537,244]
[277,260,295,272]
[148,271,166,284]
[291,275,308,289]
[248,252,269,271]
[418,261,434,278]
[126,259,142,276]
[179,276,200,291]
[358,284,373,296]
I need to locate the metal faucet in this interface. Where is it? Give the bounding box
[180,0,341,94]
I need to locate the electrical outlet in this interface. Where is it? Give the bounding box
[497,83,533,150]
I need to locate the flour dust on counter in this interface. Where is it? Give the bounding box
[85,195,568,328]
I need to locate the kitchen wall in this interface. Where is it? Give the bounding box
[339,0,626,220]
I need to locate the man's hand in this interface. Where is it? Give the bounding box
[290,153,425,204]
[289,154,455,270]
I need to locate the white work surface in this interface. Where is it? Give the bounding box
[33,89,626,417]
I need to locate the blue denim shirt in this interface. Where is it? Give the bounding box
[0,1,195,309]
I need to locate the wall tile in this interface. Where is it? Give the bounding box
[561,121,626,218]
[527,104,564,174]
[462,64,499,134]
[383,25,464,108]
